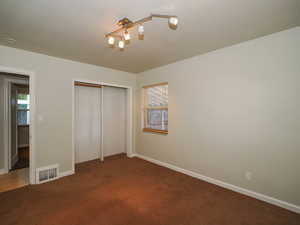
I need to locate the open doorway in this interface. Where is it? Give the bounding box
[0,73,30,192]
[11,83,30,170]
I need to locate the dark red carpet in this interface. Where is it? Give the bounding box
[0,154,299,225]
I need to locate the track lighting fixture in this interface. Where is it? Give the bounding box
[105,14,178,51]
[138,25,144,34]
[118,39,125,50]
[138,25,144,40]
[124,30,131,41]
[168,16,178,30]
[108,36,115,47]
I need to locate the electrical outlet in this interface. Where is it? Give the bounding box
[245,171,252,180]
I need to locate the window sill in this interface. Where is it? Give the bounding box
[143,128,168,135]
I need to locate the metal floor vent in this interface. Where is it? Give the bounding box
[36,164,59,184]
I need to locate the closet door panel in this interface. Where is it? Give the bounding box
[75,86,101,163]
[103,86,126,157]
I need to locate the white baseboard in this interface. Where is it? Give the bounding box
[127,153,137,158]
[0,168,7,175]
[59,170,75,178]
[135,153,300,214]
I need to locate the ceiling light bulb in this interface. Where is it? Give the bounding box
[169,17,178,25]
[138,25,144,34]
[138,25,144,40]
[124,31,131,41]
[108,36,115,45]
[118,40,125,49]
[168,17,178,30]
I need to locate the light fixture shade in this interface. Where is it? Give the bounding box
[138,25,144,40]
[118,40,125,50]
[168,16,178,30]
[124,31,131,41]
[108,36,115,46]
[138,25,144,34]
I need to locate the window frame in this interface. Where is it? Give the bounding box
[142,82,168,134]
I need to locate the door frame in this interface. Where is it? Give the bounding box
[0,66,36,184]
[4,78,29,171]
[72,79,133,173]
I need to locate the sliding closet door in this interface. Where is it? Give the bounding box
[75,85,101,163]
[103,86,126,157]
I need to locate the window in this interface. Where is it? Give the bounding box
[17,93,30,125]
[143,83,168,134]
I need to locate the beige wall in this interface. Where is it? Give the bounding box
[0,45,137,173]
[136,27,300,206]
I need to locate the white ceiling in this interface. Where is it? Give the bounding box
[0,0,299,73]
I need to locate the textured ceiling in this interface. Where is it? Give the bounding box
[0,0,300,73]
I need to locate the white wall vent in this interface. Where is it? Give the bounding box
[36,164,59,184]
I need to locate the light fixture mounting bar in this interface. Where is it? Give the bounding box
[105,14,175,38]
[108,34,123,39]
[151,14,176,19]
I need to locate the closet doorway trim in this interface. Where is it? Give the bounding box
[72,79,133,173]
